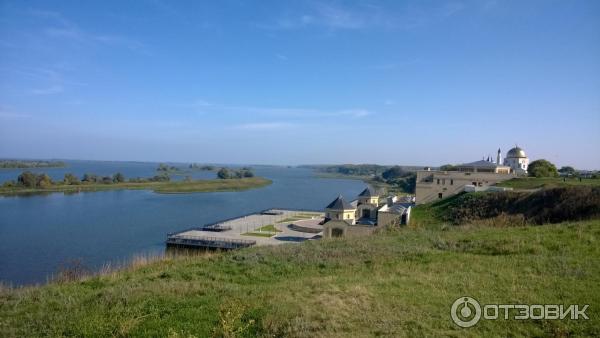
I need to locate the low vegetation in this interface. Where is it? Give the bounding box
[217,167,255,179]
[412,186,600,227]
[304,164,419,194]
[241,232,275,238]
[189,164,216,171]
[256,224,281,232]
[1,219,598,336]
[0,170,271,195]
[497,176,600,189]
[0,160,66,169]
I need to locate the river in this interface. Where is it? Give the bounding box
[0,161,365,285]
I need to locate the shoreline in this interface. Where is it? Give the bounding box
[0,177,272,196]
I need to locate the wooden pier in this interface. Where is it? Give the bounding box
[166,234,256,250]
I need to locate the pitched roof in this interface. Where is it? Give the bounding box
[358,186,378,197]
[325,195,355,210]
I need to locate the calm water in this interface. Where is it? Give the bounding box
[0,161,365,285]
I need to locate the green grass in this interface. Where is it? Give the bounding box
[1,219,598,337]
[277,217,307,223]
[410,193,466,228]
[256,224,281,232]
[0,177,272,196]
[241,232,276,238]
[497,177,600,189]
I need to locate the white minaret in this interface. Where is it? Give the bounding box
[497,148,501,165]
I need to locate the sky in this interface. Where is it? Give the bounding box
[0,1,599,168]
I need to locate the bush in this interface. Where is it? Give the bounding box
[82,173,98,183]
[64,173,80,185]
[113,172,125,183]
[217,168,231,179]
[382,166,409,180]
[445,186,600,224]
[17,171,37,188]
[528,159,558,177]
[150,173,170,182]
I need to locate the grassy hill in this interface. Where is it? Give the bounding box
[1,219,599,337]
[411,186,600,227]
[497,177,600,190]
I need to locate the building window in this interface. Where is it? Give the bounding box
[438,193,443,199]
[437,179,440,185]
[450,179,453,185]
[442,179,446,185]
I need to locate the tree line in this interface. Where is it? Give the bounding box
[216,167,254,179]
[2,171,171,188]
[0,160,66,169]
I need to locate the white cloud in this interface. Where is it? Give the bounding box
[186,100,374,119]
[31,85,64,95]
[333,109,372,118]
[0,107,31,119]
[232,122,295,130]
[34,9,147,52]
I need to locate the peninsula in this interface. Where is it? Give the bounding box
[0,170,272,196]
[0,160,66,169]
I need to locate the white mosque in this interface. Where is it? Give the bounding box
[502,146,530,174]
[488,146,530,174]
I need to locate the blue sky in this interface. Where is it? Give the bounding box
[0,0,599,168]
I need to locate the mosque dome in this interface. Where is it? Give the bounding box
[506,146,527,158]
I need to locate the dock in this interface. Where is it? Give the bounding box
[166,208,325,250]
[166,234,256,250]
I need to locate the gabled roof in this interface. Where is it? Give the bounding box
[325,195,355,210]
[358,186,378,197]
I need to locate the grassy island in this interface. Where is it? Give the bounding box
[0,176,272,196]
[0,160,66,169]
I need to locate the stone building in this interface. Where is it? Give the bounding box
[322,188,412,238]
[415,145,531,204]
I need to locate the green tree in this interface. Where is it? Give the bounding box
[439,164,456,171]
[113,172,125,183]
[82,173,98,183]
[382,166,408,181]
[17,171,37,188]
[217,168,231,179]
[528,159,559,178]
[36,174,53,188]
[397,173,417,193]
[558,166,576,176]
[151,173,170,182]
[64,173,80,185]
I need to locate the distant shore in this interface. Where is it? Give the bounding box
[0,177,272,196]
[0,160,66,169]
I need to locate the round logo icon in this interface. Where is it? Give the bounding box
[451,296,481,328]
